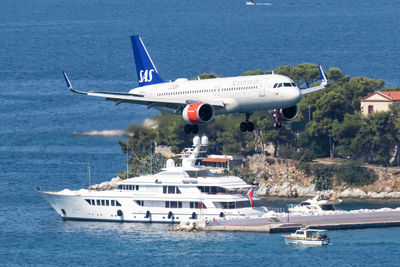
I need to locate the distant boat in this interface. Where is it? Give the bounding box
[288,193,342,214]
[246,0,256,5]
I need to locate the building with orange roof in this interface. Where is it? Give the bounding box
[360,91,400,116]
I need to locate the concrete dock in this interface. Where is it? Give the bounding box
[200,210,400,233]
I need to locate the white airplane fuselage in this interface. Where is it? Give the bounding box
[129,74,302,115]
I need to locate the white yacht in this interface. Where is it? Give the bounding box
[288,193,342,214]
[39,136,267,223]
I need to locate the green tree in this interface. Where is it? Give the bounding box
[258,117,296,157]
[311,165,333,191]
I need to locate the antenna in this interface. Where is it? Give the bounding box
[126,149,129,179]
[88,163,91,188]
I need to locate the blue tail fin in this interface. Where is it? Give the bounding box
[130,35,164,87]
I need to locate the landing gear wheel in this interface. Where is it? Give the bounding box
[184,124,199,134]
[247,122,255,132]
[240,122,248,132]
[192,125,199,134]
[184,124,192,134]
[274,122,282,128]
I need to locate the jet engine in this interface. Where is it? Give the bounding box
[270,105,298,122]
[182,102,214,125]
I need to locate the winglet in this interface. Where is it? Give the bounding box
[63,72,87,95]
[300,65,328,95]
[63,71,72,89]
[318,64,327,83]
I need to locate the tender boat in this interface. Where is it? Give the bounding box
[288,193,342,214]
[39,136,268,223]
[282,228,330,245]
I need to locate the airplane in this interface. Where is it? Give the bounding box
[63,35,328,134]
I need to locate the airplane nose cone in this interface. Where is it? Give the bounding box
[293,87,302,103]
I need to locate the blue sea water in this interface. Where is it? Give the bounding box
[1,0,400,266]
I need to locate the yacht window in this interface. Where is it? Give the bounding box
[235,201,251,208]
[106,200,109,206]
[136,200,144,206]
[91,199,95,206]
[190,202,199,209]
[301,202,310,206]
[284,83,292,87]
[136,185,139,191]
[297,231,304,235]
[96,200,101,206]
[163,186,167,194]
[116,201,121,206]
[170,201,177,208]
[168,186,175,194]
[111,200,115,206]
[85,199,91,205]
[186,170,215,178]
[321,204,334,211]
[118,185,122,190]
[165,201,169,208]
[178,202,182,208]
[101,200,105,206]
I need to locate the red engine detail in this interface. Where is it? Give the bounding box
[182,102,214,125]
[270,106,298,122]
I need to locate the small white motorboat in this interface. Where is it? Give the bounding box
[282,228,330,246]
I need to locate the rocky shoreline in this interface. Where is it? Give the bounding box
[249,155,400,199]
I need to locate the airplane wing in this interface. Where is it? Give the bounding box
[63,72,225,109]
[300,65,328,95]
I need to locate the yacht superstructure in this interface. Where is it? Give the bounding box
[39,136,267,223]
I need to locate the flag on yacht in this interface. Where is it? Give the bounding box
[248,188,254,209]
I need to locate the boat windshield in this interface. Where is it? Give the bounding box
[185,170,215,178]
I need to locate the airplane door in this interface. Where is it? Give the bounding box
[259,80,266,97]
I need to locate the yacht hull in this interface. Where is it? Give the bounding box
[40,191,266,223]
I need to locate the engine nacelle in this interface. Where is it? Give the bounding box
[270,105,298,122]
[182,102,215,125]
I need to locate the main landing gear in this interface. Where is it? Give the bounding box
[240,113,255,132]
[184,124,199,134]
[274,122,282,128]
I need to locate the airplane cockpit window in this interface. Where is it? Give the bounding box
[273,83,278,88]
[278,83,283,87]
[284,83,292,87]
[291,83,297,87]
